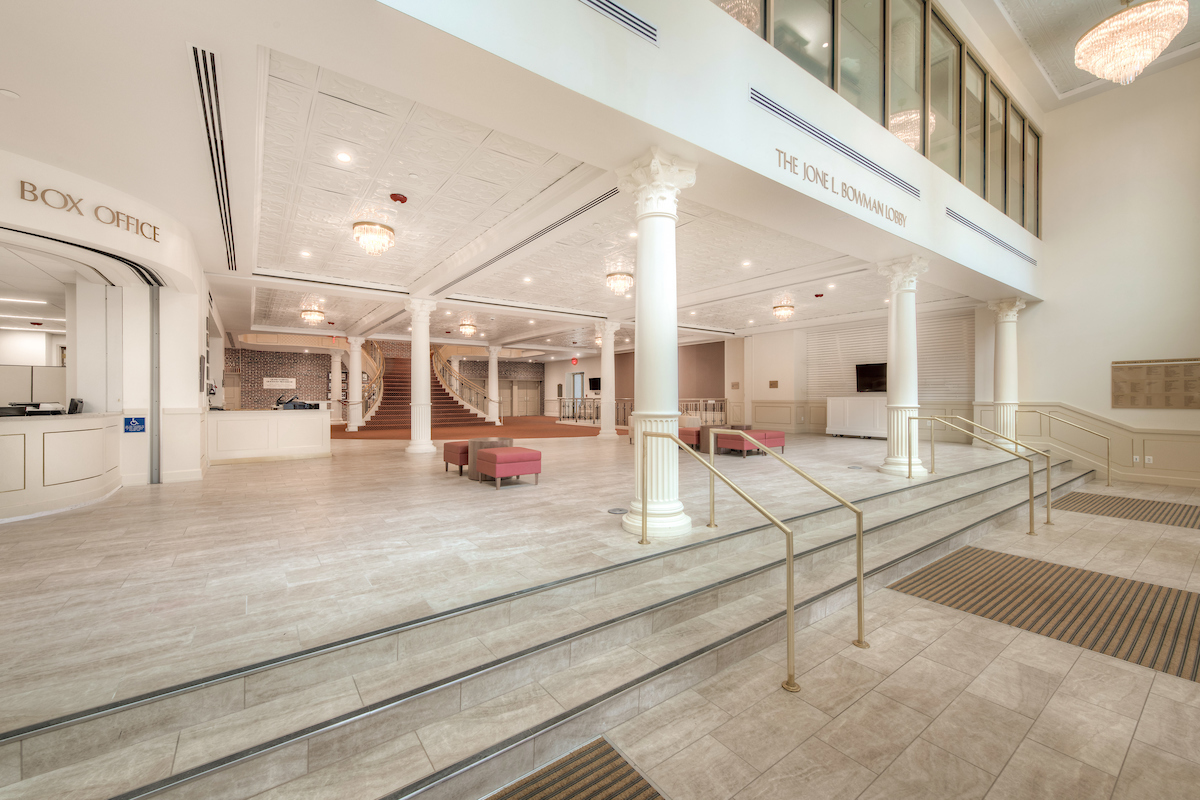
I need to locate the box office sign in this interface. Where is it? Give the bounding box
[19,179,161,242]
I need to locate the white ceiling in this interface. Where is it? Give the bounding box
[257,50,584,290]
[251,286,384,332]
[0,245,99,333]
[996,0,1200,96]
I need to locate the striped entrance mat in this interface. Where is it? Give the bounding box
[1052,491,1200,529]
[890,546,1200,680]
[486,738,661,800]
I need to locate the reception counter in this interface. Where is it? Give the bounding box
[0,412,122,521]
[207,408,331,465]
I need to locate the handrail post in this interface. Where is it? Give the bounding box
[782,528,799,691]
[640,431,650,545]
[852,508,869,649]
[908,416,914,479]
[1045,452,1053,525]
[1106,438,1112,487]
[707,429,717,529]
[1028,459,1036,536]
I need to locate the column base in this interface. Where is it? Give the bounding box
[406,442,437,455]
[597,429,619,439]
[621,500,692,537]
[879,457,927,477]
[346,425,359,432]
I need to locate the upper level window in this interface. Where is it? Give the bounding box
[773,0,834,85]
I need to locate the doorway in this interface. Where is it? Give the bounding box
[499,379,543,417]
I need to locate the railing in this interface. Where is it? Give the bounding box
[361,340,385,420]
[680,398,726,425]
[1018,409,1112,487]
[431,348,496,423]
[558,398,634,427]
[908,416,1044,536]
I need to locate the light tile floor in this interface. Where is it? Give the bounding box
[0,433,1013,731]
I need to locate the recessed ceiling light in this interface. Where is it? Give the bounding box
[529,320,535,324]
[0,89,18,100]
[822,42,829,48]
[629,231,637,237]
[742,261,751,267]
[523,277,531,282]
[0,298,47,304]
[0,314,65,321]
[624,294,631,299]
[336,153,352,163]
[689,311,696,315]
[828,284,836,289]
[748,319,755,324]
[408,326,413,330]
[304,349,308,353]
[884,299,890,303]
[300,251,311,257]
[445,311,451,315]
[546,339,551,342]
[625,338,630,343]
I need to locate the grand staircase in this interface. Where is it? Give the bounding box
[0,452,1095,800]
[364,357,492,430]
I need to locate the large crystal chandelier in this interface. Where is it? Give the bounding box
[606,269,634,295]
[888,110,936,151]
[716,0,762,32]
[300,307,324,323]
[459,321,477,337]
[352,221,395,256]
[1075,0,1188,85]
[772,294,795,321]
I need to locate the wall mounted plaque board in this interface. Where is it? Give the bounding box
[1112,359,1200,409]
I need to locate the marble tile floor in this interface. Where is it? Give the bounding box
[610,587,1200,800]
[0,433,1021,731]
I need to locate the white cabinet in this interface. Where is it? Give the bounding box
[826,396,888,438]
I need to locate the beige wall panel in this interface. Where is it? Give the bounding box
[43,428,104,485]
[277,416,324,449]
[1144,439,1200,474]
[753,404,792,425]
[215,419,270,452]
[103,423,120,472]
[0,434,24,493]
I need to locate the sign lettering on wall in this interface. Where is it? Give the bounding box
[775,149,908,229]
[262,377,296,389]
[19,180,160,242]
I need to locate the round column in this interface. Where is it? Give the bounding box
[346,337,364,432]
[596,319,621,438]
[619,149,696,537]
[486,346,502,423]
[989,298,1025,448]
[407,298,437,454]
[878,257,928,476]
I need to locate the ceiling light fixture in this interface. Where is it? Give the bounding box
[336,152,352,163]
[888,109,936,150]
[0,314,65,321]
[300,251,311,257]
[1,325,63,332]
[301,308,325,323]
[719,0,763,31]
[828,284,836,289]
[459,321,477,337]
[606,269,634,295]
[352,221,395,256]
[523,277,532,282]
[1075,0,1188,84]
[772,293,796,321]
[0,297,47,304]
[529,320,535,324]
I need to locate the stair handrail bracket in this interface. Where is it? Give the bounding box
[639,429,805,693]
[908,415,1043,536]
[1018,408,1112,487]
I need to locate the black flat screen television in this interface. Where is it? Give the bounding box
[588,377,601,391]
[856,363,887,393]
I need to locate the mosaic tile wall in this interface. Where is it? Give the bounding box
[458,360,545,381]
[225,349,333,409]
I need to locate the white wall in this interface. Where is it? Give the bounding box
[1022,59,1200,431]
[0,330,57,366]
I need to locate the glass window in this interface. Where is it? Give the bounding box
[963,56,985,197]
[887,0,925,151]
[1007,106,1024,224]
[773,0,833,85]
[1025,128,1040,235]
[711,0,768,37]
[929,15,960,178]
[838,0,884,124]
[987,83,1006,212]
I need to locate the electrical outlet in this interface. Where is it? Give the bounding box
[1133,456,1140,463]
[1146,456,1153,465]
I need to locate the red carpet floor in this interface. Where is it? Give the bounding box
[332,416,624,440]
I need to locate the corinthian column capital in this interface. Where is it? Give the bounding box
[878,256,929,294]
[988,297,1026,322]
[617,148,697,219]
[407,298,437,323]
[595,320,622,340]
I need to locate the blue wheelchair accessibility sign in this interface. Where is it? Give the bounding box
[124,417,146,433]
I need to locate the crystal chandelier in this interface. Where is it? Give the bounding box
[594,336,603,347]
[1075,0,1188,85]
[888,110,936,151]
[458,321,477,337]
[352,221,395,256]
[717,0,762,31]
[605,270,634,295]
[772,294,795,321]
[300,308,324,323]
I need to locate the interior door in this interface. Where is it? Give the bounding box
[499,379,513,417]
[516,381,540,416]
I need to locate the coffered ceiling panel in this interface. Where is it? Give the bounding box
[459,197,844,314]
[692,270,966,331]
[374,307,558,345]
[252,286,384,331]
[256,50,583,289]
[997,0,1200,95]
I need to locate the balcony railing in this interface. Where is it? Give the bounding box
[558,398,726,427]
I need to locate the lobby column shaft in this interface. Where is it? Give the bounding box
[596,320,621,438]
[346,337,363,432]
[487,346,501,423]
[407,299,437,454]
[878,257,928,476]
[989,298,1025,445]
[620,149,696,537]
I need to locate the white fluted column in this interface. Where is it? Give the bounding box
[346,337,364,432]
[620,149,696,537]
[407,298,437,454]
[486,346,502,423]
[989,298,1025,448]
[878,256,928,476]
[596,319,621,438]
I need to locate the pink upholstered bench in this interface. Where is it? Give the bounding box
[678,427,700,448]
[716,430,786,458]
[476,446,541,489]
[443,441,469,475]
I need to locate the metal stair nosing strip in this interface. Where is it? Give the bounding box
[0,452,1060,748]
[104,465,1094,800]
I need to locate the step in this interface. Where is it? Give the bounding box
[0,456,1087,799]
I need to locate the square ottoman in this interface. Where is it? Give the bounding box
[716,430,786,457]
[443,441,469,475]
[476,446,542,489]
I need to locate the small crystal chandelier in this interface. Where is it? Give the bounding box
[1075,0,1188,85]
[458,321,477,337]
[888,110,936,151]
[300,308,324,323]
[718,0,763,31]
[352,221,395,256]
[605,270,634,295]
[594,336,603,347]
[772,294,795,321]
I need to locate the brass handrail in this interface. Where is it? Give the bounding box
[639,430,803,693]
[935,415,1053,527]
[706,428,870,651]
[909,416,1039,536]
[1019,409,1112,487]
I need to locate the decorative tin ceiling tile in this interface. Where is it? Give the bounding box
[316,69,415,118]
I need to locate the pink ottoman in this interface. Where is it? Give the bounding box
[476,446,542,489]
[443,441,469,475]
[678,427,700,448]
[716,430,786,458]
